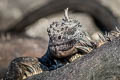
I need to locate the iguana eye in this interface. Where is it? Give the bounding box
[58,36,61,39]
[79,33,83,37]
[57,30,59,32]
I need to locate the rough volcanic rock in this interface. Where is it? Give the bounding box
[27,37,120,80]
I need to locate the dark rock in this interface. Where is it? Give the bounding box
[27,37,120,80]
[0,0,119,33]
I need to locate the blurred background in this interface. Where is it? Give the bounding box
[0,0,120,78]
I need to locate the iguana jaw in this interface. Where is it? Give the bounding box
[50,46,77,58]
[49,40,93,58]
[49,39,78,58]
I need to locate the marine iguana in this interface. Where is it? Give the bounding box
[26,34,120,80]
[3,0,120,34]
[3,8,120,80]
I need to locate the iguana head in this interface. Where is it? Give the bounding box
[47,8,97,58]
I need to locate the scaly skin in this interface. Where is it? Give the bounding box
[4,57,48,80]
[3,9,120,80]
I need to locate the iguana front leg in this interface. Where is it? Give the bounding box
[4,57,48,80]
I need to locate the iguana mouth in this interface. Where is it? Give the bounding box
[49,40,78,58]
[49,39,76,51]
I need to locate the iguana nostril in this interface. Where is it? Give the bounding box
[61,28,64,31]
